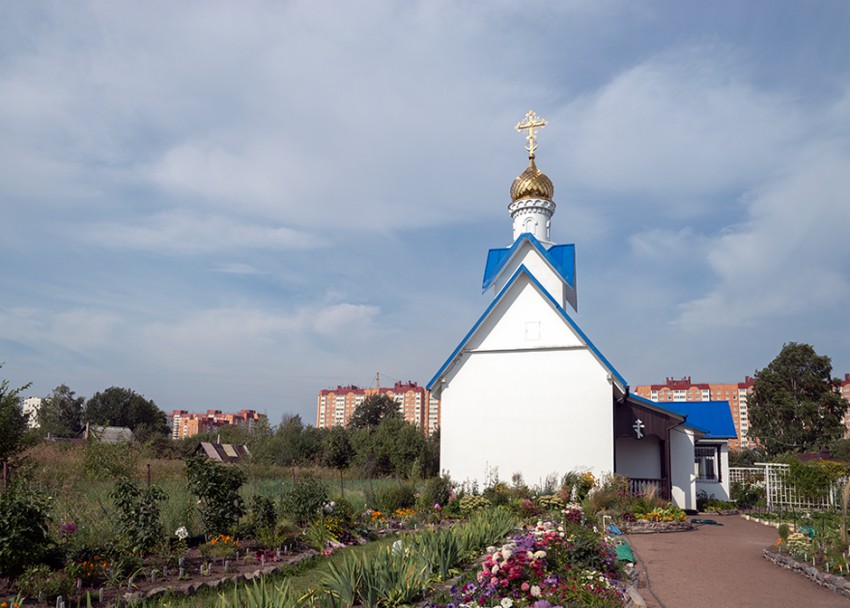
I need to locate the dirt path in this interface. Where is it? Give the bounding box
[625,516,849,607]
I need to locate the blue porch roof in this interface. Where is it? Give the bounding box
[630,395,738,439]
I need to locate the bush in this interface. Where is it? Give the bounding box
[730,479,765,507]
[186,455,247,536]
[247,494,277,534]
[372,481,417,513]
[0,483,53,577]
[457,494,491,515]
[281,475,329,524]
[111,477,166,556]
[420,475,452,510]
[17,564,74,601]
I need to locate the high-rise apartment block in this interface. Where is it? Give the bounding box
[316,381,440,434]
[634,376,755,449]
[169,409,265,440]
[636,373,850,449]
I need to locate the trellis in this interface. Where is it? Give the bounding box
[730,463,843,512]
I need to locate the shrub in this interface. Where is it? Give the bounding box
[730,479,765,507]
[111,477,166,556]
[247,494,277,534]
[420,475,452,510]
[186,455,246,536]
[0,483,53,577]
[281,475,329,524]
[457,494,491,515]
[17,564,74,602]
[373,481,417,513]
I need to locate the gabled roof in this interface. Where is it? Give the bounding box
[196,442,251,463]
[482,233,575,292]
[629,395,738,440]
[428,263,627,394]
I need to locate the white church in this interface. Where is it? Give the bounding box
[427,112,736,510]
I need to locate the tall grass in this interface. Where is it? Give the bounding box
[19,443,407,545]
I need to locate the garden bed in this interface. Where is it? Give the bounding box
[623,520,693,534]
[763,548,850,600]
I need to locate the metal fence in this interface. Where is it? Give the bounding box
[730,463,844,512]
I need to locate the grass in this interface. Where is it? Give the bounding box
[19,442,406,547]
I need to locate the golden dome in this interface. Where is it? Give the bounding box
[510,154,554,202]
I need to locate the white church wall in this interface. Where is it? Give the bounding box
[615,436,662,479]
[491,245,566,306]
[669,427,696,510]
[439,347,615,489]
[470,280,583,353]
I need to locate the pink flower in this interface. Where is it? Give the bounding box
[521,582,530,591]
[434,503,442,510]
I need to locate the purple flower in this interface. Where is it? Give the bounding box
[60,521,77,536]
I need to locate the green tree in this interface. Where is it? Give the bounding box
[259,414,325,467]
[0,365,30,462]
[38,384,85,438]
[323,426,355,495]
[85,386,168,441]
[348,394,401,429]
[749,342,845,455]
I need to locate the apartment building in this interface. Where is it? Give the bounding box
[316,380,440,434]
[636,373,850,449]
[169,408,264,440]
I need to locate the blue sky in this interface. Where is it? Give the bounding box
[2,1,849,425]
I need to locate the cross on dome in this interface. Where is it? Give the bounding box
[515,110,548,156]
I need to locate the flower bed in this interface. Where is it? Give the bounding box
[622,520,693,534]
[424,510,629,608]
[763,548,850,600]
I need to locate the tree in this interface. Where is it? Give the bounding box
[348,394,401,429]
[323,426,355,495]
[749,342,845,455]
[0,365,30,462]
[85,386,168,441]
[38,384,85,438]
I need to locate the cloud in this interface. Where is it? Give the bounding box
[81,211,321,253]
[0,307,121,354]
[559,45,806,211]
[676,144,850,328]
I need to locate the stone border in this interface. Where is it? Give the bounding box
[623,521,693,534]
[762,548,850,600]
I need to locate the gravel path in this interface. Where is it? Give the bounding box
[625,515,849,607]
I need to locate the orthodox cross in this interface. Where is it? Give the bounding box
[515,110,548,155]
[633,419,645,439]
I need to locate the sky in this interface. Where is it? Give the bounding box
[2,1,850,425]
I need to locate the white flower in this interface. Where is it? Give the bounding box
[530,585,541,597]
[500,599,514,608]
[491,564,500,574]
[486,546,496,554]
[501,548,512,560]
[533,550,546,559]
[175,526,189,540]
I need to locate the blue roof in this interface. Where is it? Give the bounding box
[482,233,575,292]
[630,395,738,439]
[428,263,627,392]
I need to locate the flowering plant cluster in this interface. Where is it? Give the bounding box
[634,506,686,523]
[394,507,416,518]
[426,515,624,608]
[65,556,107,586]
